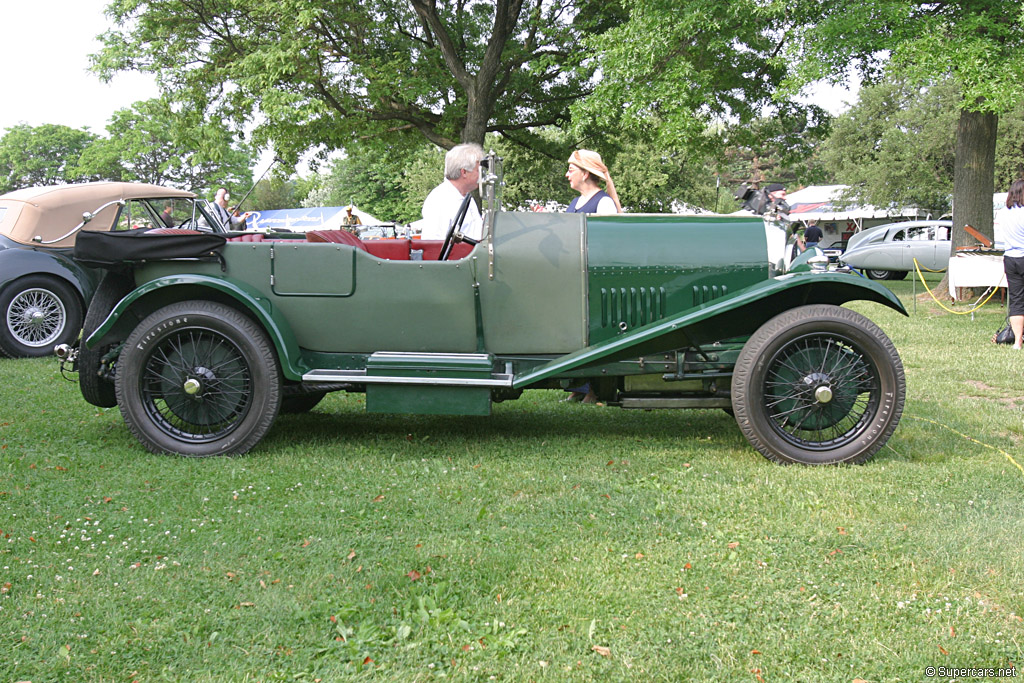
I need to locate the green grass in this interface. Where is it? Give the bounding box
[2,272,1023,681]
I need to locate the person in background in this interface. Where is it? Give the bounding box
[210,187,250,230]
[563,149,622,405]
[159,204,175,227]
[802,220,823,251]
[765,183,790,217]
[565,149,622,215]
[421,143,484,241]
[342,205,362,234]
[1002,179,1024,349]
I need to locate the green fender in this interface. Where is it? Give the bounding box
[512,272,906,388]
[85,274,308,381]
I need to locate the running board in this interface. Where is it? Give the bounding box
[302,369,513,387]
[302,352,513,388]
[618,397,732,409]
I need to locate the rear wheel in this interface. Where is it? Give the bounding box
[79,273,134,407]
[0,276,83,358]
[115,301,281,456]
[731,304,905,465]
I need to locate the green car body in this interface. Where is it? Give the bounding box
[70,169,907,465]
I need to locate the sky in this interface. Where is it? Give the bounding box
[0,0,160,135]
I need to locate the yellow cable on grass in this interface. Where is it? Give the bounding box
[913,258,998,314]
[904,415,1024,478]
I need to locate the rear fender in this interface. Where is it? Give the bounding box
[512,273,906,388]
[86,274,306,381]
[0,245,100,302]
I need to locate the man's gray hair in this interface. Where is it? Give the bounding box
[444,143,484,180]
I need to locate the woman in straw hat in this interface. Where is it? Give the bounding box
[562,150,622,405]
[565,149,622,215]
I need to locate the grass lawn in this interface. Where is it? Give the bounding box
[1,273,1022,681]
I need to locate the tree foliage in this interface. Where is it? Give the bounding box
[302,142,443,224]
[573,0,825,150]
[0,124,101,192]
[77,98,253,193]
[785,0,1024,243]
[94,0,623,161]
[818,77,959,216]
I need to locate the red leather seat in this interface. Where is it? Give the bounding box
[364,239,412,260]
[306,230,368,251]
[415,240,475,261]
[227,233,267,243]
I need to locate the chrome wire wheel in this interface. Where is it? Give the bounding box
[7,286,67,349]
[761,332,878,450]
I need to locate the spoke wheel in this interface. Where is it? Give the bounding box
[1,277,82,358]
[116,301,280,456]
[731,304,905,465]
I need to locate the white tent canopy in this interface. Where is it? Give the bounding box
[787,185,928,225]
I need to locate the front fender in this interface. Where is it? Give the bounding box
[512,272,906,388]
[86,274,307,381]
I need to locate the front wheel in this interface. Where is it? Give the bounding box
[731,304,905,465]
[0,276,83,358]
[866,269,905,281]
[115,301,281,456]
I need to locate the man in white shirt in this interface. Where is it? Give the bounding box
[420,143,484,241]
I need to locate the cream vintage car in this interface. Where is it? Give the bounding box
[0,183,228,357]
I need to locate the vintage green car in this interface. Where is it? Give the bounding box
[62,157,907,465]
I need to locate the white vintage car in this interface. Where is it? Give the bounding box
[839,220,952,280]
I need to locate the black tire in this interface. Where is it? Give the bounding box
[280,392,327,414]
[79,273,134,408]
[866,269,896,281]
[890,270,908,280]
[0,276,83,358]
[115,301,281,456]
[731,304,905,465]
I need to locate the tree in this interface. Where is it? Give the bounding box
[567,0,832,208]
[302,142,442,224]
[818,76,959,216]
[785,0,1024,250]
[77,98,253,193]
[573,2,830,146]
[0,124,100,192]
[94,0,623,161]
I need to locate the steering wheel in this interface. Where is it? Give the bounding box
[438,192,479,260]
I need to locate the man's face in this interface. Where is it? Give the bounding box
[464,161,480,186]
[769,189,786,201]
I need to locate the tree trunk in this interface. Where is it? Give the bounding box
[941,107,998,299]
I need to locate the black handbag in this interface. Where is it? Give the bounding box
[994,318,1015,345]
